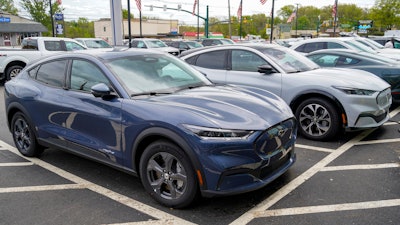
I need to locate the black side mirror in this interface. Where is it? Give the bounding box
[91,83,114,99]
[258,64,276,74]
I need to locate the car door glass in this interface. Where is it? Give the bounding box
[36,60,67,87]
[44,41,63,51]
[327,42,346,49]
[195,50,226,69]
[65,41,85,51]
[70,60,110,92]
[231,50,266,72]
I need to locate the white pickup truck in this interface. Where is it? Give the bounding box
[0,37,86,81]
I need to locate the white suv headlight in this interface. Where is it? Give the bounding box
[333,86,377,96]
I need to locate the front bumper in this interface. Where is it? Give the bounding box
[199,118,297,197]
[344,88,392,129]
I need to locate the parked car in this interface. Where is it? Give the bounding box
[75,38,113,49]
[180,44,392,141]
[289,37,400,60]
[369,36,400,49]
[306,49,400,103]
[350,37,400,56]
[4,48,297,208]
[201,38,235,46]
[0,37,86,81]
[165,40,203,53]
[129,38,180,56]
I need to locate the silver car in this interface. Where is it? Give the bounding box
[180,44,392,141]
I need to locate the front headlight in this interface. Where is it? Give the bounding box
[183,124,254,140]
[333,86,377,96]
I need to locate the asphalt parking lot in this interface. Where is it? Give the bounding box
[0,85,399,225]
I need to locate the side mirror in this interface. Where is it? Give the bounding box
[258,64,276,74]
[91,83,112,98]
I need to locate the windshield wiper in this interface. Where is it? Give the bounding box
[131,92,172,97]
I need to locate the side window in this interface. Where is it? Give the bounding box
[194,50,227,70]
[36,60,67,87]
[65,41,86,51]
[131,41,138,48]
[336,57,359,66]
[327,42,346,49]
[302,42,326,53]
[310,55,339,67]
[70,60,110,92]
[44,41,63,51]
[137,41,146,48]
[231,50,267,72]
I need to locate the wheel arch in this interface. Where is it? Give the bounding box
[289,90,347,127]
[131,127,205,187]
[5,61,26,77]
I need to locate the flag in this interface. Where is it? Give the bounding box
[332,0,337,18]
[56,0,62,4]
[237,0,242,21]
[192,0,197,15]
[135,0,141,12]
[260,0,267,5]
[287,10,296,23]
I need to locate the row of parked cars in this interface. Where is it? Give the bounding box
[3,35,395,208]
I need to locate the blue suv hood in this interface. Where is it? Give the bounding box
[129,85,294,130]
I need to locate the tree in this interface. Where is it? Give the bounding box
[19,0,63,36]
[0,0,18,15]
[122,9,134,20]
[370,0,400,31]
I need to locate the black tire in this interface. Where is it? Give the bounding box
[295,97,340,141]
[6,65,24,80]
[11,112,44,157]
[139,140,199,208]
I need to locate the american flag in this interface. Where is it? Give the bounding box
[56,0,62,4]
[135,0,141,12]
[287,10,296,23]
[193,0,197,15]
[332,0,338,18]
[260,0,267,5]
[237,0,242,21]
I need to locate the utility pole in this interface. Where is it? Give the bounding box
[295,3,299,37]
[228,0,231,39]
[49,0,55,37]
[270,0,275,43]
[333,0,338,36]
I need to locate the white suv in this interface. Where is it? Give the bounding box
[180,44,392,141]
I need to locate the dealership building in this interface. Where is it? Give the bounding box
[0,11,47,46]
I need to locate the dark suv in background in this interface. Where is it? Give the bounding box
[201,38,235,46]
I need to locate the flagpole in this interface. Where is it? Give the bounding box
[127,0,132,47]
[270,0,275,43]
[333,0,338,37]
[239,0,242,40]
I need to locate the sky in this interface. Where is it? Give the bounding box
[15,0,377,26]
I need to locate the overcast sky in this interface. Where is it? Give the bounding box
[15,0,377,25]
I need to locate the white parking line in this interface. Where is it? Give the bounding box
[355,138,400,145]
[0,162,34,166]
[321,163,400,172]
[229,128,376,225]
[0,140,196,225]
[254,199,400,217]
[0,184,86,193]
[295,144,335,153]
[390,106,400,118]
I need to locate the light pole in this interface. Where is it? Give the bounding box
[49,0,55,37]
[269,0,275,43]
[295,3,299,37]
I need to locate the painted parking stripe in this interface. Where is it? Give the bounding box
[254,199,400,217]
[295,144,335,153]
[0,162,34,166]
[321,163,400,172]
[0,184,85,193]
[389,106,400,118]
[355,138,400,145]
[0,140,195,225]
[229,128,376,225]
